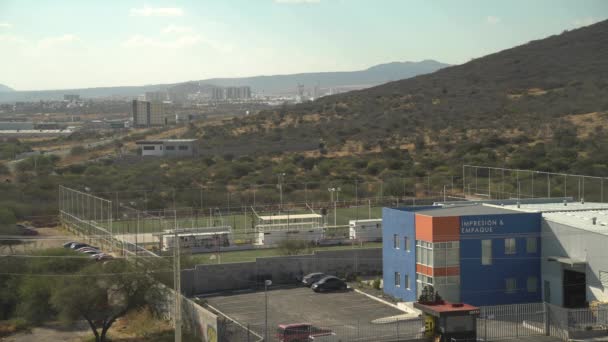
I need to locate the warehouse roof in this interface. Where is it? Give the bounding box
[502,201,608,235]
[415,204,521,217]
[136,139,197,144]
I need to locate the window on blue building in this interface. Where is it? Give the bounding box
[395,272,401,287]
[393,234,399,249]
[405,274,410,289]
[482,240,492,265]
[527,276,538,292]
[526,237,537,253]
[404,236,410,252]
[506,278,517,294]
[505,238,516,255]
[434,241,460,267]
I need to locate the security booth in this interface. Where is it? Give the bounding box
[414,286,480,342]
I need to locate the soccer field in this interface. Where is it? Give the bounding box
[108,205,384,235]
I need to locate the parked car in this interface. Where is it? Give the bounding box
[69,243,90,250]
[302,273,326,287]
[311,276,347,293]
[276,323,332,342]
[75,247,100,253]
[92,253,113,261]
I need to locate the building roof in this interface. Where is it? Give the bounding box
[136,139,197,144]
[415,204,521,217]
[501,201,608,235]
[258,213,322,221]
[414,301,479,316]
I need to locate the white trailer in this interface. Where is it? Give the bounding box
[161,226,231,252]
[349,219,382,242]
[253,212,325,246]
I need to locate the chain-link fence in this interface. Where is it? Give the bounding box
[463,165,608,202]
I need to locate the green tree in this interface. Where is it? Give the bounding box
[51,260,166,342]
[70,146,87,156]
[0,208,20,253]
[277,239,310,255]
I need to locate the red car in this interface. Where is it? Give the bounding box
[276,323,332,342]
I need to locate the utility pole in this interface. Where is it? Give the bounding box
[173,211,182,342]
[277,173,285,213]
[264,280,272,342]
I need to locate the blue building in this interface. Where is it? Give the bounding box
[383,204,542,306]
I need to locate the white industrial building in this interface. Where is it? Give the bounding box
[254,213,325,246]
[349,219,382,242]
[136,139,198,157]
[502,201,608,308]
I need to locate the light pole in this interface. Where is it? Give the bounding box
[264,279,272,341]
[277,173,285,213]
[327,187,340,226]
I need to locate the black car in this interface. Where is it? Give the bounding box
[311,276,347,293]
[69,243,90,250]
[63,241,77,248]
[302,273,326,287]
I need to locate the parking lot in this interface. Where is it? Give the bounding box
[203,286,423,341]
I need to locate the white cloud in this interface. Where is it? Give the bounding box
[274,0,321,3]
[162,25,193,34]
[572,17,598,28]
[486,16,501,25]
[123,27,232,53]
[38,34,79,48]
[0,23,12,29]
[130,6,184,17]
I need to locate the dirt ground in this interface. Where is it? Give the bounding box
[0,322,90,342]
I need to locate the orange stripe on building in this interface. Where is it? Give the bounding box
[416,264,433,276]
[416,265,460,277]
[415,214,459,242]
[432,266,460,276]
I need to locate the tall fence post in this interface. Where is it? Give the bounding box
[544,302,550,336]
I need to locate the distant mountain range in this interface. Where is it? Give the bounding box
[0,60,449,103]
[0,84,14,93]
[199,60,449,94]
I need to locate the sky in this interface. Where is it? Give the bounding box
[0,0,607,91]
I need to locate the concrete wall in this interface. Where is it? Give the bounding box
[181,248,382,296]
[542,220,608,306]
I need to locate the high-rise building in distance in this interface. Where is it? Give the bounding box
[132,100,174,127]
[145,91,167,102]
[215,86,251,100]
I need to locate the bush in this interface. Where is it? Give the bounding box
[70,146,87,156]
[372,277,382,290]
[277,239,310,255]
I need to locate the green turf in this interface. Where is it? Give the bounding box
[109,206,384,234]
[186,242,382,265]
